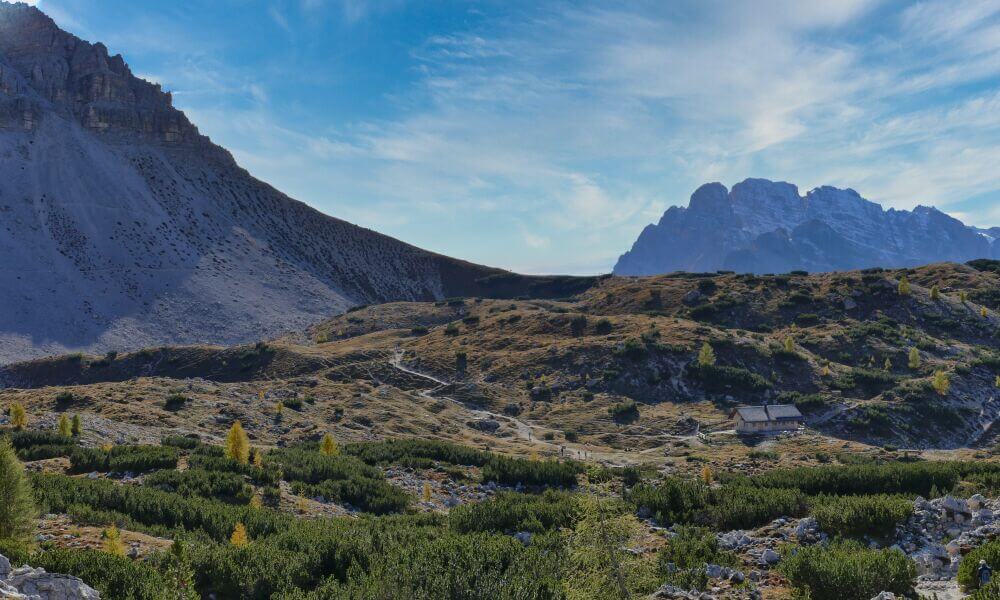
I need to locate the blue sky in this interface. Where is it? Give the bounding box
[24,0,1000,274]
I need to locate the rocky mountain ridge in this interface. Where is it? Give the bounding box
[615,178,1000,276]
[0,2,591,364]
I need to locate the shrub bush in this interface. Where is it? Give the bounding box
[269,447,410,514]
[70,445,179,474]
[449,490,579,534]
[144,469,253,505]
[687,363,770,393]
[779,540,916,600]
[657,526,737,591]
[481,456,580,488]
[187,454,280,487]
[608,400,639,421]
[746,461,997,497]
[810,494,912,538]
[33,548,184,600]
[707,485,807,530]
[629,479,707,526]
[344,439,490,467]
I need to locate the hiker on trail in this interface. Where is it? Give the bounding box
[979,559,993,587]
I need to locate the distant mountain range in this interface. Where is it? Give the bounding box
[614,178,999,276]
[0,2,592,363]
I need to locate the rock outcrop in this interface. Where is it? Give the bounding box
[614,178,999,276]
[0,2,592,364]
[0,554,100,600]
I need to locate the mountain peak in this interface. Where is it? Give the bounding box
[614,179,998,275]
[0,1,210,148]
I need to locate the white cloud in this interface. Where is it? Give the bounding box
[74,0,1000,273]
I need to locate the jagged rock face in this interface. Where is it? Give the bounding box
[0,554,101,600]
[0,2,533,364]
[614,178,999,276]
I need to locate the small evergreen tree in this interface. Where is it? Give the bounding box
[102,524,126,556]
[225,422,250,464]
[784,336,795,353]
[821,364,831,377]
[251,448,264,468]
[150,540,198,600]
[9,402,27,431]
[422,482,432,504]
[697,343,716,367]
[932,370,950,396]
[982,307,989,318]
[898,275,911,296]
[71,414,83,437]
[249,494,263,509]
[230,523,249,547]
[701,466,712,485]
[930,285,940,300]
[274,401,284,420]
[960,291,968,303]
[455,351,468,375]
[564,497,656,599]
[908,348,921,370]
[884,357,892,371]
[320,434,339,456]
[0,440,36,544]
[58,414,72,438]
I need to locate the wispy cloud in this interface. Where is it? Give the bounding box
[30,0,1000,274]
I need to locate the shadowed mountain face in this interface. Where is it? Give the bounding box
[0,3,594,363]
[614,178,1000,276]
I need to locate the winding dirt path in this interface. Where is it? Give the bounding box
[389,349,537,442]
[388,349,645,465]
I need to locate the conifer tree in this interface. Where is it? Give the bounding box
[930,285,940,300]
[249,494,263,509]
[230,523,249,547]
[908,348,921,370]
[58,414,72,438]
[932,370,950,396]
[821,364,830,377]
[995,375,1000,389]
[102,524,126,556]
[898,275,911,296]
[697,342,716,367]
[783,336,794,353]
[9,402,27,431]
[0,440,36,543]
[225,422,250,464]
[701,465,712,485]
[422,481,432,504]
[960,291,968,303]
[564,497,654,599]
[274,401,284,421]
[151,539,198,600]
[251,448,264,469]
[884,357,892,371]
[71,414,82,437]
[982,307,989,318]
[319,433,339,456]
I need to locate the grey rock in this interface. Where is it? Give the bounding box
[760,548,780,565]
[0,555,100,600]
